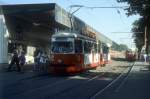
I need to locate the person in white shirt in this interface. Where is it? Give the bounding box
[39,51,48,72]
[143,54,147,63]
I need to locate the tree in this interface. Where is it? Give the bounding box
[117,0,150,54]
[132,18,144,53]
[117,0,150,16]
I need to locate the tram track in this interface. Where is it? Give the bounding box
[43,72,106,99]
[45,63,133,99]
[46,67,128,99]
[13,71,107,99]
[90,62,135,99]
[115,62,135,92]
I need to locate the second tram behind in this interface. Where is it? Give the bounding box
[125,50,136,61]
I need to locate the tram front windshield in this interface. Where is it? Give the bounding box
[51,41,73,53]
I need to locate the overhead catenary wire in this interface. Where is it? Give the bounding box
[106,0,127,34]
[69,5,129,9]
[69,4,150,10]
[112,32,143,33]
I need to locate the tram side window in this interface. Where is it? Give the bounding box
[94,43,97,53]
[75,40,83,53]
[84,41,93,54]
[84,41,88,53]
[103,46,109,54]
[98,43,101,53]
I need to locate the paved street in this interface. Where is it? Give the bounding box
[94,62,150,99]
[0,60,149,99]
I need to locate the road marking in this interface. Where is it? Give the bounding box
[115,62,135,92]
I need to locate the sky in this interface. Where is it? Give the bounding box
[0,0,140,48]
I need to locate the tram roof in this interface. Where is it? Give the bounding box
[52,32,78,38]
[52,32,96,41]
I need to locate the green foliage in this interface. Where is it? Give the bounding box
[117,0,150,16]
[132,18,144,52]
[117,0,150,53]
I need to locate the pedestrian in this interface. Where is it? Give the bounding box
[148,54,150,64]
[19,51,26,71]
[33,49,41,71]
[33,49,38,71]
[7,50,21,72]
[143,53,147,63]
[39,51,48,72]
[44,52,49,72]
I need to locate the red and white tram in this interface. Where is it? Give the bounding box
[125,50,136,61]
[48,32,111,74]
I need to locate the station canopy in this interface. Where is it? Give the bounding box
[0,3,113,46]
[0,3,57,46]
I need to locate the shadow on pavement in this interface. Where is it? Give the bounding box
[112,58,127,62]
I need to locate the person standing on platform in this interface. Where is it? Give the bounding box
[7,50,21,72]
[33,49,41,71]
[19,51,26,71]
[147,53,150,64]
[39,51,47,72]
[143,53,147,63]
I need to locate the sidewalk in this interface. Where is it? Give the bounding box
[0,63,30,71]
[0,63,47,72]
[0,63,48,80]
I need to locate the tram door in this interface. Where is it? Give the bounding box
[74,39,84,67]
[74,39,83,54]
[103,45,110,63]
[97,41,101,65]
